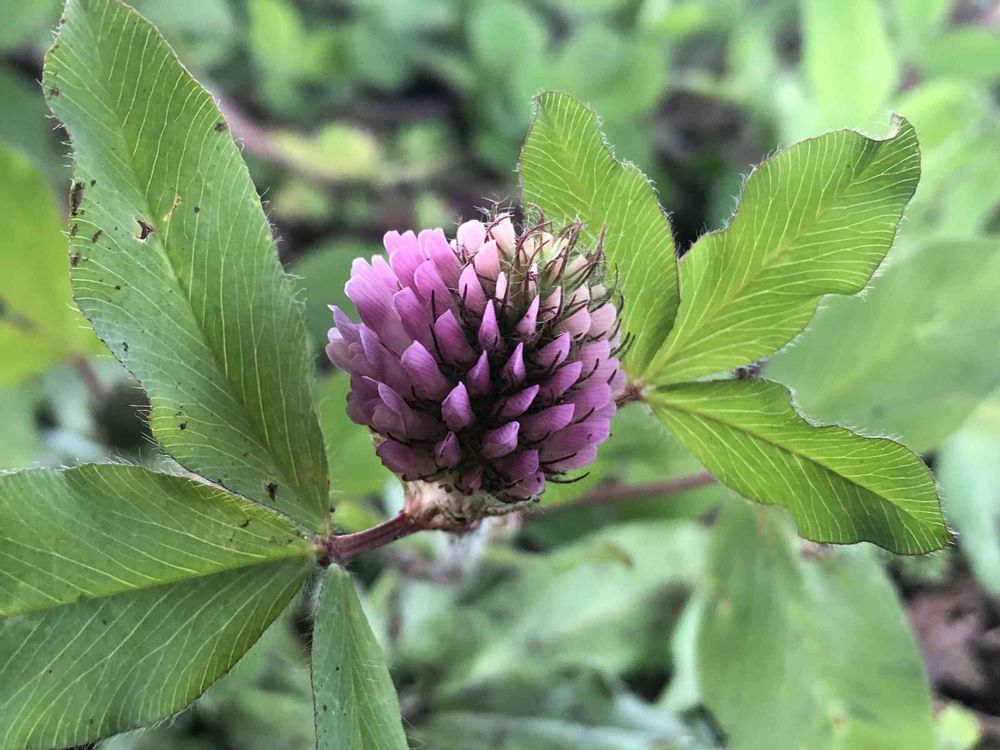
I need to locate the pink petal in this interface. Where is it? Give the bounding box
[384,230,423,287]
[433,309,474,365]
[564,383,613,420]
[494,449,539,483]
[376,440,435,480]
[392,288,434,349]
[478,301,500,351]
[465,351,492,397]
[482,422,520,458]
[457,220,487,254]
[458,464,484,493]
[500,342,526,387]
[544,445,598,473]
[472,240,501,280]
[519,404,575,440]
[442,382,474,431]
[497,385,539,420]
[508,471,545,499]
[414,259,454,313]
[490,215,516,255]
[539,360,583,399]
[420,228,462,286]
[435,432,462,469]
[458,263,487,315]
[514,296,540,337]
[534,332,571,370]
[589,302,617,338]
[400,341,451,400]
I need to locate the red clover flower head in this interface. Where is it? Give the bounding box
[327,214,625,509]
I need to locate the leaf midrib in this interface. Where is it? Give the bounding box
[53,1,310,518]
[1,539,311,620]
[652,389,933,527]
[656,126,914,378]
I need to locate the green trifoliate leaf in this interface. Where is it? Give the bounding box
[767,237,1000,452]
[312,566,408,750]
[0,144,102,387]
[0,464,315,750]
[647,117,920,384]
[520,91,680,375]
[699,501,935,750]
[44,0,329,529]
[650,379,948,554]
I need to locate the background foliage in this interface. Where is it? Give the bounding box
[0,0,997,748]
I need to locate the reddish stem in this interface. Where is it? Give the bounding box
[319,511,425,566]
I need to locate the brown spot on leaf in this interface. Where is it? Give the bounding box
[162,194,182,223]
[214,121,228,132]
[70,251,81,267]
[70,181,84,216]
[135,218,155,240]
[265,482,277,502]
[91,229,102,243]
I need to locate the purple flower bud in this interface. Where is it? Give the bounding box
[328,215,624,505]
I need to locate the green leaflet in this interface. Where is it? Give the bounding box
[650,380,948,554]
[648,117,920,384]
[937,398,1000,593]
[767,237,1000,452]
[699,501,935,750]
[520,91,680,375]
[801,0,897,132]
[0,464,314,750]
[312,566,408,750]
[0,144,102,387]
[44,0,329,530]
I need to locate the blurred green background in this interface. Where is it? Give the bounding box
[1,0,998,748]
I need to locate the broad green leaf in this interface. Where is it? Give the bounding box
[413,662,693,750]
[45,0,329,529]
[456,521,707,688]
[0,325,64,388]
[920,27,1000,82]
[0,383,39,469]
[802,0,898,131]
[937,398,1000,593]
[520,91,679,375]
[417,710,687,750]
[767,237,1000,452]
[647,118,920,384]
[699,501,935,750]
[894,83,998,239]
[892,0,950,58]
[0,0,60,50]
[650,380,948,554]
[312,566,408,750]
[0,463,314,750]
[0,143,101,386]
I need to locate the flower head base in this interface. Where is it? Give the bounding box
[327,214,625,513]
